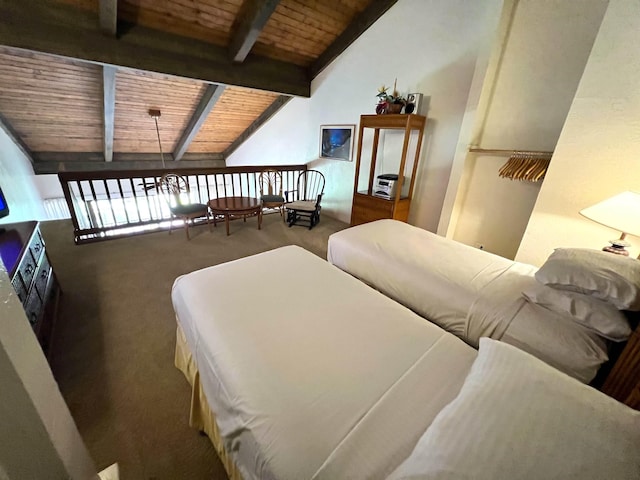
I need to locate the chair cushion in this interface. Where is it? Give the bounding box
[286,200,317,212]
[171,203,208,215]
[262,194,285,203]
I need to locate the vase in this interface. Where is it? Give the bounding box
[387,103,403,114]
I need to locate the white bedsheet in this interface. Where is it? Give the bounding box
[327,220,608,383]
[328,219,522,338]
[172,246,476,480]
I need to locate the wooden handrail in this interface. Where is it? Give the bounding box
[58,165,308,244]
[58,164,307,182]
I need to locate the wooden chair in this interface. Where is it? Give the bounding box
[159,173,211,240]
[258,169,285,220]
[284,170,325,230]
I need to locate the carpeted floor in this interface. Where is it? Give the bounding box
[40,213,347,480]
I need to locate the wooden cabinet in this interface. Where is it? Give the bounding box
[1,221,60,358]
[602,323,640,409]
[350,114,426,226]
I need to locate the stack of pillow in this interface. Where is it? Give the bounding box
[522,248,639,342]
[388,249,640,479]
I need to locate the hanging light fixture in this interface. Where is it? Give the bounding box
[149,108,166,169]
[138,108,166,192]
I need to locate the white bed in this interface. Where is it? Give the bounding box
[172,245,476,480]
[172,244,640,480]
[327,219,609,382]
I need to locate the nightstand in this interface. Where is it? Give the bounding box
[602,322,640,409]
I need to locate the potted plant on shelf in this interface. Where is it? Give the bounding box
[375,81,407,114]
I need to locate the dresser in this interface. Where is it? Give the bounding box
[0,221,60,358]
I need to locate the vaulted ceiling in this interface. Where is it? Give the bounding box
[0,0,396,173]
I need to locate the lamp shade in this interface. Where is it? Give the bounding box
[579,191,640,237]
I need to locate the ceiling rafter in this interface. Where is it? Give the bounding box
[102,65,116,162]
[0,0,400,173]
[229,0,281,63]
[99,0,118,36]
[0,0,310,97]
[309,0,398,79]
[173,84,226,161]
[223,95,292,158]
[0,111,35,166]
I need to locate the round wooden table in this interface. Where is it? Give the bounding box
[208,197,262,236]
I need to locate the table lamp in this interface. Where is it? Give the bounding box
[579,191,640,256]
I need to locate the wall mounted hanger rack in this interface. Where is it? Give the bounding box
[468,147,553,182]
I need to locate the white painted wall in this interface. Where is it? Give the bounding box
[0,128,46,224]
[517,0,640,266]
[34,174,64,200]
[453,155,542,256]
[444,0,608,259]
[227,0,504,229]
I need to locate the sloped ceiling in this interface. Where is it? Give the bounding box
[0,0,397,173]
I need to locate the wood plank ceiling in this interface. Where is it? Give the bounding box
[113,69,206,154]
[0,0,397,173]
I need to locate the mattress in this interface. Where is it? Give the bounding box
[327,220,608,383]
[171,245,476,480]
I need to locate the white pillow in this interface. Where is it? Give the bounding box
[535,248,640,310]
[522,283,631,341]
[388,338,640,480]
[501,301,608,383]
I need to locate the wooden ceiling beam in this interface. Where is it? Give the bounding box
[309,0,398,79]
[229,0,280,63]
[99,0,118,36]
[0,112,35,166]
[0,0,310,97]
[173,84,226,161]
[223,95,291,158]
[102,66,116,162]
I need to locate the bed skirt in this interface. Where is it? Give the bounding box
[174,324,244,480]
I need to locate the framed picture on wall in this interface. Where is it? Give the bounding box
[319,124,355,161]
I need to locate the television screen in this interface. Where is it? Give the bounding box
[0,185,9,219]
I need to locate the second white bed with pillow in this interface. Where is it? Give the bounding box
[327,219,620,383]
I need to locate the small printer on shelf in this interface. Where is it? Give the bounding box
[374,174,408,200]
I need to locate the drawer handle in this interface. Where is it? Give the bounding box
[33,244,41,253]
[40,270,48,279]
[25,264,34,275]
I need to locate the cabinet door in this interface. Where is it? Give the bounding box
[25,287,43,328]
[30,232,44,261]
[351,193,394,225]
[34,255,51,299]
[18,250,37,291]
[11,275,28,305]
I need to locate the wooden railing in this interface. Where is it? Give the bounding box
[58,165,307,244]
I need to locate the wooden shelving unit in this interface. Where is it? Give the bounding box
[350,114,426,226]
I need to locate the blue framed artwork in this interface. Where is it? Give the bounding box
[319,124,355,161]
